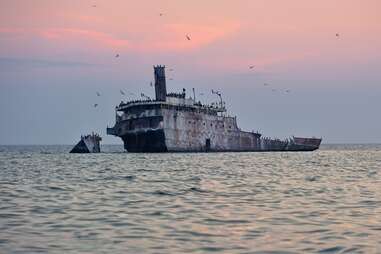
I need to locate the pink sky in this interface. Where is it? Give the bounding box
[1,0,380,75]
[1,0,381,144]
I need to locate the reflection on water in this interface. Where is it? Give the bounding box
[0,145,380,253]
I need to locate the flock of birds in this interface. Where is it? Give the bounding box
[93,78,291,108]
[94,89,130,108]
[90,4,341,108]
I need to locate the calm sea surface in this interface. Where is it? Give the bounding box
[0,145,380,254]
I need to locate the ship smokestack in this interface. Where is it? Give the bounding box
[154,65,167,101]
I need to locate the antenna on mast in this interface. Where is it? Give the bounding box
[211,89,226,114]
[211,89,223,107]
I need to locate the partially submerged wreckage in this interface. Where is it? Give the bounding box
[70,133,102,153]
[107,65,321,152]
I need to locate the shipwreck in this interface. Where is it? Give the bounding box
[70,133,102,153]
[107,65,321,152]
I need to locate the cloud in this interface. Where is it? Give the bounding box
[0,57,97,71]
[0,27,29,38]
[39,28,130,48]
[1,20,240,53]
[132,22,241,52]
[36,22,240,52]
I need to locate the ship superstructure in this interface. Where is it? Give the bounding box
[107,65,321,152]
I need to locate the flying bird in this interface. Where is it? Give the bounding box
[285,89,291,93]
[249,65,255,69]
[115,54,120,58]
[159,13,163,16]
[336,33,340,37]
[96,92,101,96]
[92,5,96,7]
[94,103,98,107]
[120,89,125,95]
[186,35,191,41]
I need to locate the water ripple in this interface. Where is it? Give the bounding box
[0,144,380,253]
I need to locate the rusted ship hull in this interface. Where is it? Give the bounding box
[107,65,322,153]
[107,121,321,153]
[113,133,320,153]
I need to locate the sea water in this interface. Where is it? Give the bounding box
[0,145,380,253]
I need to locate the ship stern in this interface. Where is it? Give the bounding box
[107,115,168,153]
[121,129,167,152]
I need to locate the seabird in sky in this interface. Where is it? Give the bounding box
[186,35,191,41]
[96,92,101,96]
[120,89,125,95]
[94,103,98,107]
[115,54,120,58]
[249,65,255,69]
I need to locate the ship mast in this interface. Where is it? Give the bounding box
[211,89,226,114]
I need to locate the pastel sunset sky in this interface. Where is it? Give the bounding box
[1,0,380,144]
